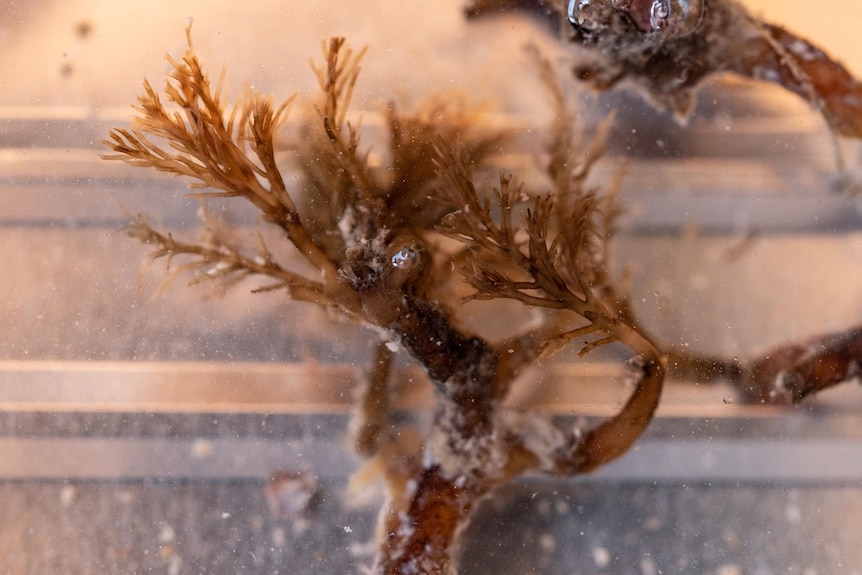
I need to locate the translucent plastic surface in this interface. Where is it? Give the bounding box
[2,1,862,574]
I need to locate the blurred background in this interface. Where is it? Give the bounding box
[1,0,860,108]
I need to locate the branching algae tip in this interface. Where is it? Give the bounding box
[103,4,862,572]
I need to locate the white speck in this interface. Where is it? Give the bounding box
[114,490,134,505]
[644,515,663,530]
[385,340,400,352]
[342,525,353,533]
[367,152,384,168]
[206,260,232,276]
[723,395,733,405]
[266,471,318,519]
[158,524,176,543]
[396,512,415,539]
[222,512,231,519]
[536,498,552,517]
[59,485,77,508]
[593,546,611,568]
[538,533,556,553]
[700,449,716,470]
[291,518,310,536]
[191,439,215,459]
[786,502,802,525]
[554,499,571,515]
[167,555,182,575]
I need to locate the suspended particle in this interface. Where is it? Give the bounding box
[265,470,318,519]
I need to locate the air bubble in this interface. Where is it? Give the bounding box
[649,0,670,30]
[567,0,704,36]
[567,0,604,30]
[391,247,417,269]
[650,0,704,36]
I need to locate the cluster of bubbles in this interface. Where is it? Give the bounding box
[567,0,704,36]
